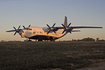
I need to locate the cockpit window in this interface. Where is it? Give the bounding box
[25,28,32,30]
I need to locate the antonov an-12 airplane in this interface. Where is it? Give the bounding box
[6,16,102,41]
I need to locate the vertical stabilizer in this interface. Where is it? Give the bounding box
[63,16,67,27]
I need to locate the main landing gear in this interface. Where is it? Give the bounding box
[38,39,42,41]
[28,38,32,41]
[26,39,55,42]
[28,39,32,41]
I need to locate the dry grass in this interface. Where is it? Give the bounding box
[0,41,105,70]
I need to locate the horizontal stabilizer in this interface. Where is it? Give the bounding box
[71,26,102,29]
[72,30,80,32]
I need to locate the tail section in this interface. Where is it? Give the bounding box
[63,16,67,27]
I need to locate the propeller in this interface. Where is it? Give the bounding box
[13,26,22,35]
[61,23,72,34]
[6,26,22,35]
[46,23,56,34]
[23,25,31,29]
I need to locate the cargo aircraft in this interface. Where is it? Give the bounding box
[6,16,102,41]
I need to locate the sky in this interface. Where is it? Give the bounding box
[0,0,105,41]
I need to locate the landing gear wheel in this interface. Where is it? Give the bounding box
[50,40,55,41]
[28,39,32,41]
[38,40,42,41]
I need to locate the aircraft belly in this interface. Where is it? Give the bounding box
[29,35,58,40]
[29,29,66,40]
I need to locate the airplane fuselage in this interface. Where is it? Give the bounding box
[19,27,66,40]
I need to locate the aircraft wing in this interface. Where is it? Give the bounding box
[55,26,102,29]
[46,17,102,34]
[53,26,102,34]
[70,26,102,29]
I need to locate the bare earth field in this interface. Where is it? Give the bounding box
[0,41,105,70]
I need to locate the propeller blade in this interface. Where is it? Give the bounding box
[23,26,26,29]
[46,24,50,28]
[52,23,56,27]
[61,24,66,29]
[14,32,17,35]
[53,30,56,33]
[18,26,21,29]
[23,25,31,29]
[28,25,31,27]
[67,23,71,27]
[68,30,71,33]
[47,31,50,34]
[62,30,66,34]
[13,27,16,31]
[62,24,66,34]
[6,30,16,32]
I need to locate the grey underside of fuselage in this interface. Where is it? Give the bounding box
[29,32,67,40]
[29,35,58,40]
